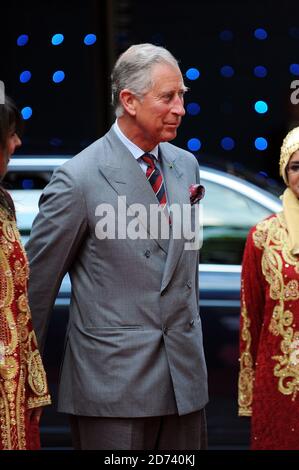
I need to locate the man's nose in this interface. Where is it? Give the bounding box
[172,96,185,116]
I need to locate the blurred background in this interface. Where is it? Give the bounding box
[1,0,299,180]
[1,0,299,449]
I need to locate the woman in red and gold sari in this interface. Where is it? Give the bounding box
[239,126,299,449]
[0,96,51,450]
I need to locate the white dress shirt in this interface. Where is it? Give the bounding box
[113,120,159,174]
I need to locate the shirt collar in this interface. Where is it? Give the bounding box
[113,120,159,161]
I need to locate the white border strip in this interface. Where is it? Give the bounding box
[199,264,241,273]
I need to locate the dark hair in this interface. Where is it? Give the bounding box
[0,95,24,149]
[0,96,23,218]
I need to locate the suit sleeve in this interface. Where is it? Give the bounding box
[25,166,88,351]
[238,226,266,417]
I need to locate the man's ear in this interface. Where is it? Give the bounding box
[119,89,137,116]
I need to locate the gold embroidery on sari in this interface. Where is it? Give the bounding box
[238,280,254,416]
[27,332,49,397]
[0,208,50,449]
[254,214,299,400]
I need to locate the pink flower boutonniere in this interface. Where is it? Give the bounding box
[189,184,205,205]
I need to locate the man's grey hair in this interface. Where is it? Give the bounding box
[111,43,182,117]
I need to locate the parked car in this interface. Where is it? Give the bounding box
[3,157,282,449]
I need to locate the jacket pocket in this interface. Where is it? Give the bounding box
[85,325,144,332]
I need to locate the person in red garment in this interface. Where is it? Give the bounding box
[238,126,299,449]
[0,95,51,450]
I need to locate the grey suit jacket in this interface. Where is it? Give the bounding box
[26,127,208,417]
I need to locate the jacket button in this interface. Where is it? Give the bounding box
[186,280,192,289]
[189,319,195,327]
[144,250,151,258]
[163,326,168,335]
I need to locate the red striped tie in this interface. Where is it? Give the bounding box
[141,153,167,206]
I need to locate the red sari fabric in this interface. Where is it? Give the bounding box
[0,201,51,450]
[239,213,299,449]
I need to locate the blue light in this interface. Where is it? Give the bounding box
[186,103,201,116]
[255,137,268,151]
[84,34,97,46]
[50,138,63,147]
[17,34,29,46]
[187,138,201,152]
[221,137,235,150]
[19,71,31,83]
[53,71,65,83]
[254,65,267,78]
[220,65,234,78]
[186,68,200,80]
[290,63,299,76]
[21,107,32,120]
[52,34,64,45]
[22,179,34,190]
[254,28,268,40]
[258,171,268,178]
[219,30,233,41]
[254,100,268,114]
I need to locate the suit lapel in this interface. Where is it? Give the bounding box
[99,128,169,254]
[159,145,190,292]
[98,129,193,290]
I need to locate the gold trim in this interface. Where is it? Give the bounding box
[238,280,254,416]
[255,214,299,400]
[0,208,51,448]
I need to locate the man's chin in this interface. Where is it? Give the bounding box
[161,130,178,142]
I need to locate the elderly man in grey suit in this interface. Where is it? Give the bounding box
[26,43,208,450]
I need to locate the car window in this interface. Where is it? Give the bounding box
[4,171,50,243]
[3,171,52,189]
[200,179,273,265]
[8,189,40,244]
